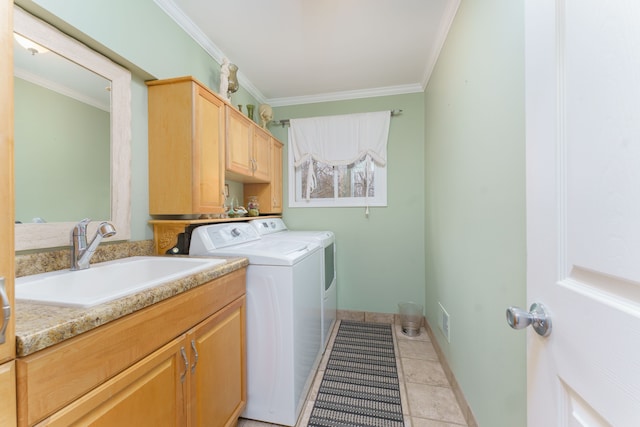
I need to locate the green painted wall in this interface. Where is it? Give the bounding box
[424,1,526,426]
[14,77,110,222]
[272,94,425,314]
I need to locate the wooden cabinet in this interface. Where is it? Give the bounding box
[0,362,17,427]
[36,297,245,427]
[146,75,285,245]
[1,1,17,425]
[147,77,226,216]
[244,138,283,214]
[270,138,284,212]
[188,297,245,427]
[251,126,271,181]
[33,338,186,427]
[17,268,246,426]
[226,106,270,183]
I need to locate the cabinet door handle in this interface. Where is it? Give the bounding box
[180,347,188,383]
[0,278,10,345]
[190,339,199,373]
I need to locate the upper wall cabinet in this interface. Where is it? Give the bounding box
[245,138,283,214]
[225,106,271,183]
[147,77,225,216]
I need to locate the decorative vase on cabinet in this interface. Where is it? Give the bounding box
[246,104,255,121]
[247,196,259,217]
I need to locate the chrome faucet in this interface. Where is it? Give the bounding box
[70,218,116,270]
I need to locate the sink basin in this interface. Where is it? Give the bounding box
[15,256,226,308]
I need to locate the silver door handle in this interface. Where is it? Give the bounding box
[180,347,188,383]
[190,339,199,373]
[0,278,10,345]
[506,302,552,337]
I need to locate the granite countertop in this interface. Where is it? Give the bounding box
[15,256,249,357]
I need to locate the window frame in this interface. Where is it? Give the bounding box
[287,141,387,208]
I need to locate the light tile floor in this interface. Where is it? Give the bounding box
[238,320,468,427]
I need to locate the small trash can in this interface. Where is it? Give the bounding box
[398,302,423,337]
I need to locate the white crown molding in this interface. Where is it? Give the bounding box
[421,0,461,89]
[153,0,223,62]
[153,0,267,104]
[266,83,424,107]
[15,67,111,111]
[154,0,454,107]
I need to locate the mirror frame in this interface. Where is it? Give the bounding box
[13,6,131,251]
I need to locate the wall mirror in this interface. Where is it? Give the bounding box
[13,6,131,251]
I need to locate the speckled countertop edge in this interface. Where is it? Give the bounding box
[16,256,248,357]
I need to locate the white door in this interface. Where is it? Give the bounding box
[524,1,640,426]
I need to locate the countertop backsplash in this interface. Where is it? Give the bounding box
[15,240,155,278]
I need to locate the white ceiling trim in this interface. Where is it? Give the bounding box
[153,0,267,104]
[154,0,452,107]
[421,0,461,89]
[267,83,424,108]
[15,67,110,112]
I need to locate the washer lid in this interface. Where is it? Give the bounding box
[189,222,321,265]
[276,230,335,245]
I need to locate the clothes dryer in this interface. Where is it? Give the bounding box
[190,223,323,426]
[249,218,336,351]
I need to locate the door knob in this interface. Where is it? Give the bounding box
[506,302,552,337]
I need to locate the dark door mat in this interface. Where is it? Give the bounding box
[307,321,405,427]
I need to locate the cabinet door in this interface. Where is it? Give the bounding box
[270,139,283,212]
[252,127,271,182]
[148,77,225,216]
[38,338,187,427]
[193,85,225,213]
[243,137,284,213]
[188,296,246,427]
[226,106,252,177]
[0,362,16,427]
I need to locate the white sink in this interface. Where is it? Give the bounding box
[15,256,226,308]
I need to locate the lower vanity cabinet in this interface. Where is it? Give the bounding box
[0,362,17,427]
[188,297,246,427]
[36,297,246,427]
[17,268,246,427]
[35,337,187,427]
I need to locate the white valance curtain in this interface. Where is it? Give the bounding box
[289,110,391,203]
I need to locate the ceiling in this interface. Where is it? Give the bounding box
[13,36,111,112]
[157,0,460,106]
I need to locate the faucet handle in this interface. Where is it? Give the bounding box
[73,218,91,236]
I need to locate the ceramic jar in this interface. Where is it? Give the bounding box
[247,196,259,217]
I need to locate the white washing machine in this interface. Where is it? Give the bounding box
[249,218,337,351]
[189,223,323,426]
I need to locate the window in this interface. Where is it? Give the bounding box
[287,111,390,208]
[288,150,387,208]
